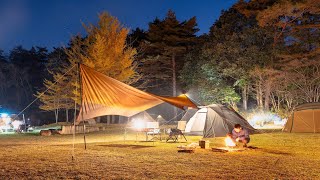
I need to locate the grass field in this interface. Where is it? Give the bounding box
[0,125,319,179]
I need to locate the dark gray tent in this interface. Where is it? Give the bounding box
[184,104,255,137]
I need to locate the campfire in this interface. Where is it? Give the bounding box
[212,136,244,153]
[225,136,236,147]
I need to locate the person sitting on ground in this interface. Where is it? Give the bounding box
[231,124,250,147]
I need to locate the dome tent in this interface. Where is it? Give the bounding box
[183,104,255,137]
[128,111,159,129]
[283,103,320,133]
[129,111,155,122]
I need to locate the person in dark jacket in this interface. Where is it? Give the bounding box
[231,124,250,147]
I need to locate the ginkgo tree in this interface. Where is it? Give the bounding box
[36,12,138,123]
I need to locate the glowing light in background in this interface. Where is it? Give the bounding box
[132,120,145,130]
[247,112,283,128]
[0,113,8,118]
[4,117,10,125]
[0,113,13,132]
[11,120,22,130]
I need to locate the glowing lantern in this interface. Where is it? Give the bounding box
[132,120,145,130]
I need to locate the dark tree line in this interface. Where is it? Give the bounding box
[0,46,68,123]
[0,46,47,112]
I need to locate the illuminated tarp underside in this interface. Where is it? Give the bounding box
[78,64,197,121]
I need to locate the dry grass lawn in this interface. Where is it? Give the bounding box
[0,125,319,179]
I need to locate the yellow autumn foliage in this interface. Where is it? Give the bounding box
[37,12,138,111]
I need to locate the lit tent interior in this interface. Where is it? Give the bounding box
[77,64,198,122]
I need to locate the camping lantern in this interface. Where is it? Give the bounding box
[130,111,158,130]
[132,120,145,130]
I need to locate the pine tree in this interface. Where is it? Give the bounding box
[141,10,199,119]
[144,10,199,94]
[127,28,147,49]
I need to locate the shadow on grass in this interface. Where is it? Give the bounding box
[0,144,26,147]
[98,144,155,149]
[259,148,291,155]
[165,141,188,144]
[0,132,40,137]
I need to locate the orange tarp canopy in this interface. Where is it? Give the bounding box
[78,64,197,121]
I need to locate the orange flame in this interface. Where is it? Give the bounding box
[225,136,236,147]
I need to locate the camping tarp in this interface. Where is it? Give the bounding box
[78,64,197,121]
[283,103,320,133]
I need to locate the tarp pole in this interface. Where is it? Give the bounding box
[72,63,79,161]
[78,63,87,150]
[123,127,126,143]
[313,110,315,133]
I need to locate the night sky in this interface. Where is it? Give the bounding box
[0,0,237,53]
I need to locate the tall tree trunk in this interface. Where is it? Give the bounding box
[242,85,248,111]
[259,78,263,109]
[256,80,263,109]
[264,80,271,110]
[66,108,69,123]
[54,99,59,124]
[107,116,111,125]
[277,92,280,111]
[231,101,238,112]
[172,54,177,120]
[55,108,59,124]
[285,93,293,110]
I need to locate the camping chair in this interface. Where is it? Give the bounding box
[146,128,162,141]
[177,121,187,132]
[166,128,187,142]
[145,122,162,141]
[175,121,187,141]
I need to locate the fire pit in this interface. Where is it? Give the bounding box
[212,147,245,152]
[212,136,245,153]
[225,136,236,147]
